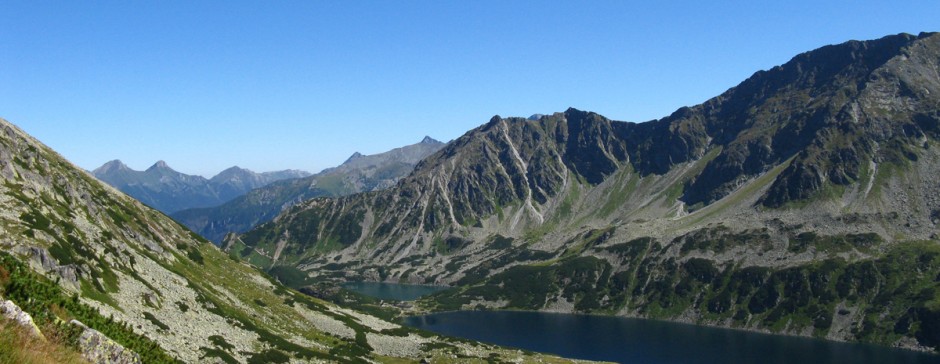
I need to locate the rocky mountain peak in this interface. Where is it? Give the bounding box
[344,152,365,164]
[420,136,441,144]
[92,159,129,174]
[213,166,251,178]
[221,165,247,172]
[148,160,172,171]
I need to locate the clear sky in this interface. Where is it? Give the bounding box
[2,1,938,177]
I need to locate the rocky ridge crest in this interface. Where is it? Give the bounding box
[230,32,940,351]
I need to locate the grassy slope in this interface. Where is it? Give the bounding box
[0,320,87,364]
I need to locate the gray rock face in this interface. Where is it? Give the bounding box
[27,246,82,285]
[2,297,142,362]
[72,320,142,364]
[0,298,45,340]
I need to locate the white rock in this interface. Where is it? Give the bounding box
[0,298,45,340]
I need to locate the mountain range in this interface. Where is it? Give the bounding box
[2,30,939,362]
[171,136,445,243]
[227,32,940,351]
[91,160,310,214]
[0,118,573,362]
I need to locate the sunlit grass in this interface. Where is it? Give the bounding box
[0,320,87,364]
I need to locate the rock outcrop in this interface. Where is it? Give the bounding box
[1,297,45,340]
[72,320,142,364]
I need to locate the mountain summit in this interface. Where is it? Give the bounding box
[229,32,940,351]
[148,160,171,170]
[344,152,365,163]
[92,159,129,172]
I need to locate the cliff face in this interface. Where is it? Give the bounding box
[230,33,940,351]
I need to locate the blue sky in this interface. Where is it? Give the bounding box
[2,1,938,177]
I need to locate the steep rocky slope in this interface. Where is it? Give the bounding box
[172,136,445,243]
[230,32,940,351]
[0,118,586,363]
[92,160,308,214]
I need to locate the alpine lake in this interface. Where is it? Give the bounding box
[344,282,938,364]
[341,281,449,301]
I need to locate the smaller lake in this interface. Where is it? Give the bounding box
[341,282,449,301]
[405,311,938,364]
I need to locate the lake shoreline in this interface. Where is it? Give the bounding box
[403,310,939,364]
[409,304,937,354]
[410,308,937,354]
[342,281,937,359]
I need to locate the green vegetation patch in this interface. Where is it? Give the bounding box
[788,232,882,254]
[267,265,314,289]
[603,237,657,256]
[426,236,940,351]
[487,235,514,250]
[247,349,290,364]
[678,226,772,255]
[209,335,235,351]
[200,347,239,364]
[142,312,170,331]
[431,256,611,311]
[435,235,471,255]
[176,242,205,265]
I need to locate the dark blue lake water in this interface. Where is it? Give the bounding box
[404,311,938,364]
[341,281,448,301]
